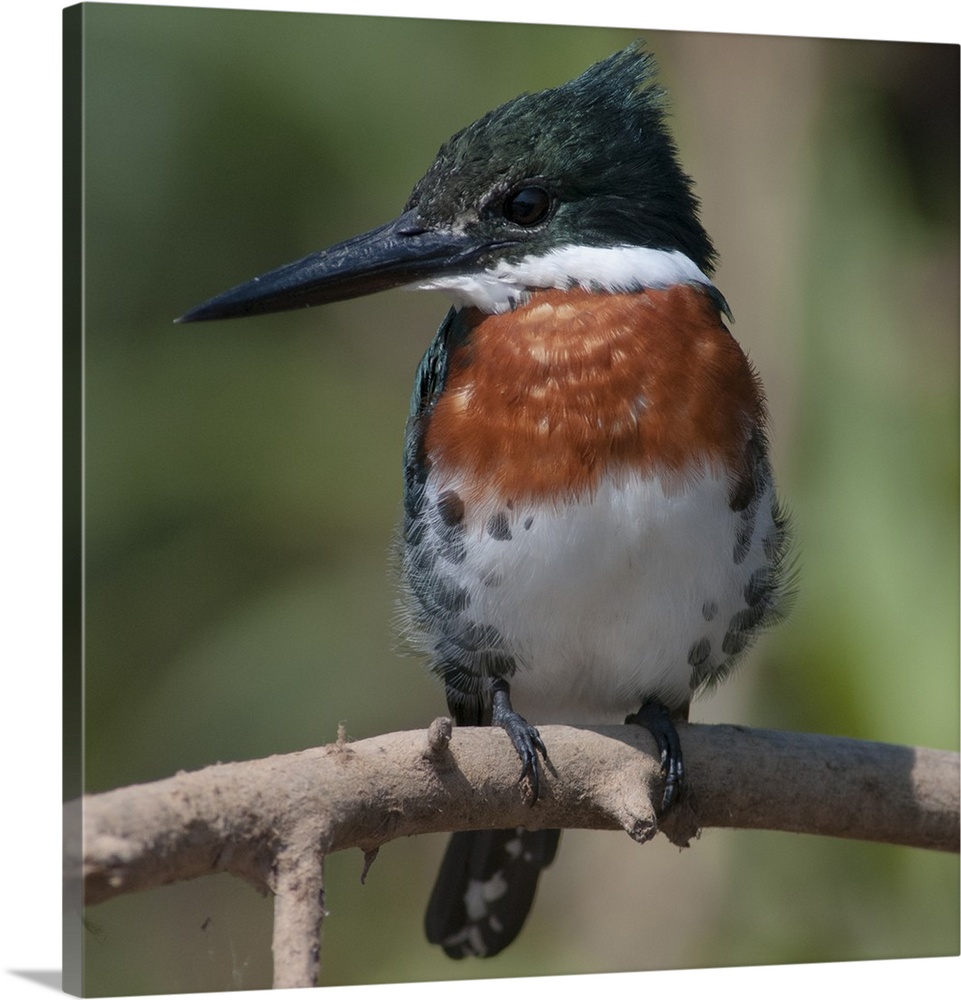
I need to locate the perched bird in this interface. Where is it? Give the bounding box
[180,44,791,960]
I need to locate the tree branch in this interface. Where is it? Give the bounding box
[69,721,960,987]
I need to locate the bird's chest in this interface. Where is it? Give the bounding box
[417,285,761,507]
[402,285,777,720]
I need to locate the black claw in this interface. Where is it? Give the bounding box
[625,699,684,811]
[490,679,549,802]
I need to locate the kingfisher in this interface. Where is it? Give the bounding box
[180,44,791,960]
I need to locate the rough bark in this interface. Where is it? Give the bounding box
[69,720,960,987]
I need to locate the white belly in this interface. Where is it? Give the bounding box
[405,468,782,725]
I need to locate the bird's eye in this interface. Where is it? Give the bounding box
[503,186,553,227]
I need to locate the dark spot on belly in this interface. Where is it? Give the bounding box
[730,430,771,564]
[722,605,766,655]
[487,511,512,540]
[438,652,517,698]
[437,530,466,565]
[762,521,786,560]
[437,489,465,526]
[408,542,436,579]
[404,516,425,546]
[442,621,508,656]
[744,566,773,608]
[688,637,711,666]
[428,491,468,564]
[432,577,470,613]
[733,507,756,565]
[688,636,716,688]
[728,428,765,513]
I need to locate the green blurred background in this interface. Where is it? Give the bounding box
[69,4,959,994]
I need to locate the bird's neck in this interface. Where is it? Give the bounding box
[412,244,720,315]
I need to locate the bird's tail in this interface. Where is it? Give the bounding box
[424,827,561,958]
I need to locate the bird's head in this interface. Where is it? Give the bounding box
[179,44,719,324]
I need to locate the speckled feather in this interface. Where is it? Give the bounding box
[400,284,790,726]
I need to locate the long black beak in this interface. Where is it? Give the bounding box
[177,209,493,323]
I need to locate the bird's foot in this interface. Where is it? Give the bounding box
[625,699,684,811]
[491,678,548,803]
